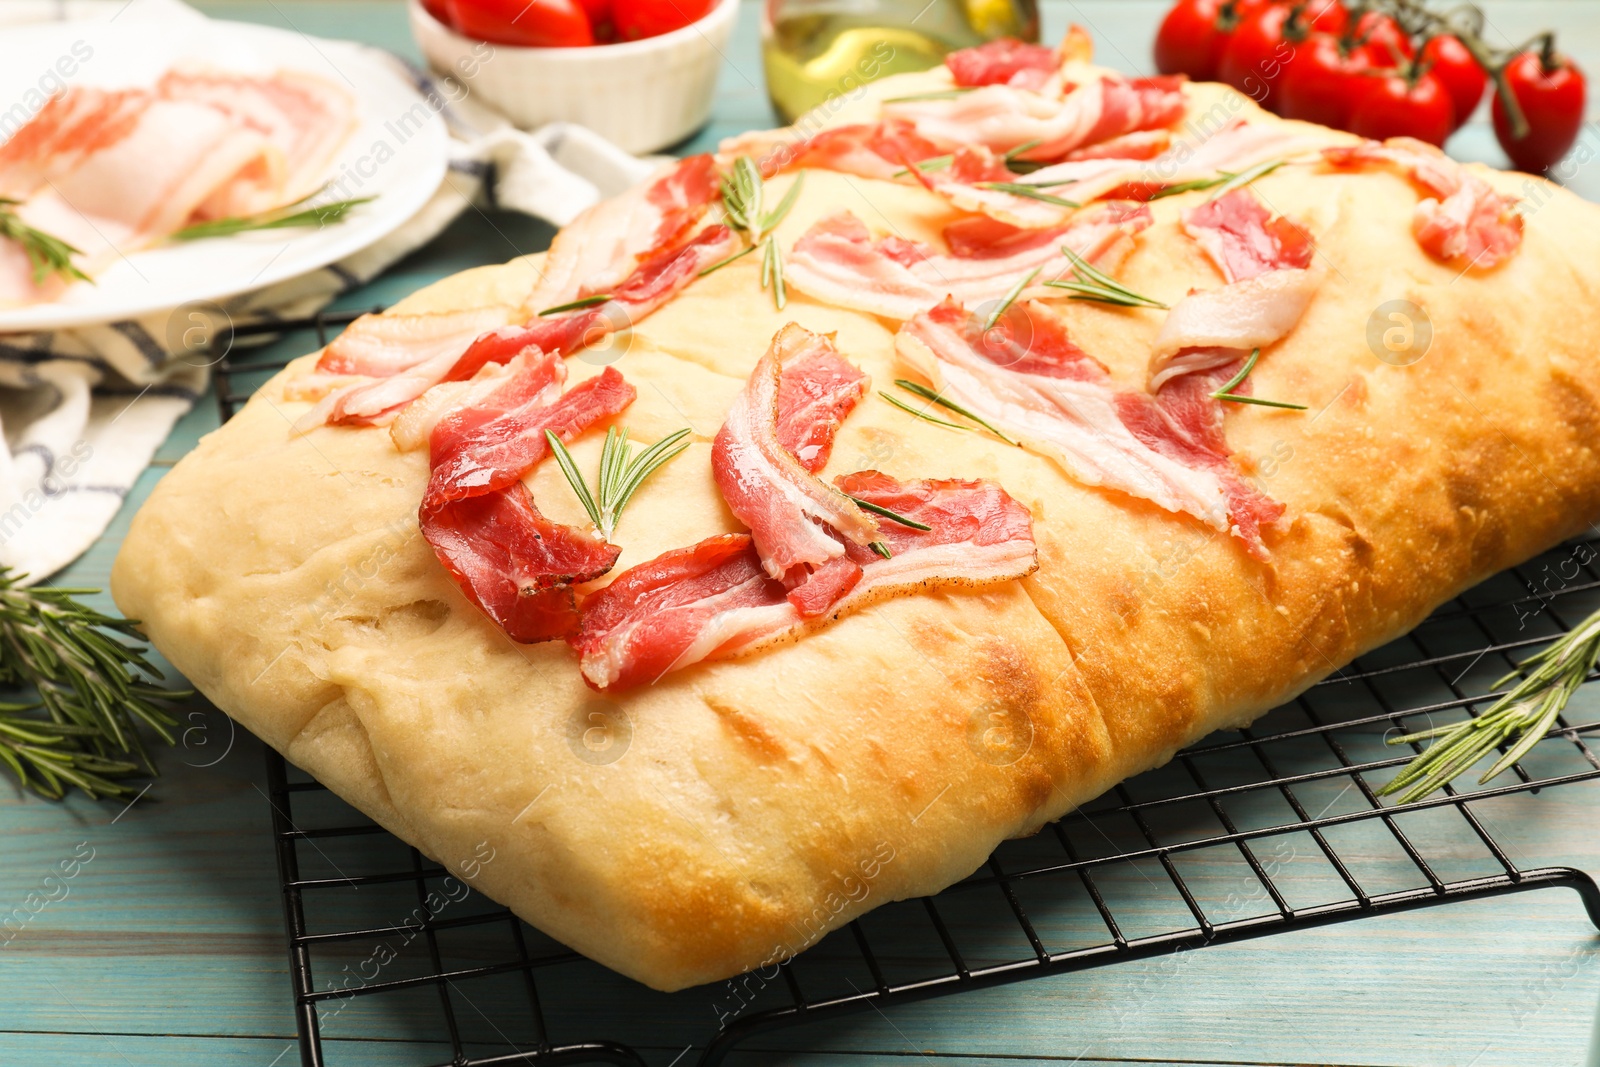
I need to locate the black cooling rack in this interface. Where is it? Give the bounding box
[215,307,1600,1067]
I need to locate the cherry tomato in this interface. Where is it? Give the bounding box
[1492,50,1587,174]
[1300,0,1347,36]
[1351,11,1411,65]
[438,0,594,46]
[1348,69,1454,146]
[1218,3,1299,110]
[1278,32,1373,129]
[1421,34,1487,130]
[575,0,612,29]
[611,0,713,40]
[1154,0,1267,82]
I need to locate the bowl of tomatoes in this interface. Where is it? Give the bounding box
[411,0,738,153]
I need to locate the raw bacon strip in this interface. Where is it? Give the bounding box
[1149,264,1322,386]
[316,307,517,377]
[775,343,869,472]
[946,38,1060,91]
[524,153,721,312]
[419,358,638,642]
[718,121,946,181]
[785,203,1152,321]
[156,69,356,217]
[499,225,741,362]
[422,485,621,643]
[712,325,880,579]
[898,298,1284,552]
[1115,367,1285,556]
[305,225,736,429]
[881,75,1186,162]
[390,355,537,453]
[1322,138,1522,267]
[570,473,1039,690]
[1181,188,1315,283]
[426,365,636,510]
[922,120,1333,226]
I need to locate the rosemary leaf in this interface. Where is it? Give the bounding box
[698,244,757,278]
[169,195,374,241]
[894,380,1020,446]
[544,431,603,529]
[760,171,805,234]
[1047,248,1167,309]
[848,495,932,531]
[1003,138,1045,163]
[764,235,788,311]
[1147,159,1286,201]
[539,294,612,316]
[0,199,91,286]
[0,570,189,801]
[880,391,976,433]
[984,266,1039,331]
[1382,608,1600,803]
[1209,349,1307,410]
[977,182,1081,208]
[869,541,894,559]
[892,155,954,177]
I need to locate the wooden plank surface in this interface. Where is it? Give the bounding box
[3,1,1600,1065]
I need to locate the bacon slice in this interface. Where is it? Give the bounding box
[718,120,946,181]
[426,364,636,511]
[897,298,1285,554]
[946,38,1061,91]
[922,120,1333,227]
[712,325,880,579]
[569,474,1038,690]
[524,153,722,312]
[1182,188,1315,283]
[785,203,1152,321]
[419,358,637,642]
[423,485,621,643]
[881,75,1186,162]
[1321,138,1522,268]
[316,307,517,377]
[776,342,869,472]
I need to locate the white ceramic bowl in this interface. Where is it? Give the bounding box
[408,0,739,154]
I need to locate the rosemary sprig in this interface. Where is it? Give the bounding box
[1045,247,1168,309]
[539,294,612,316]
[847,495,932,531]
[1003,139,1044,163]
[977,182,1081,208]
[0,570,188,800]
[1209,349,1307,410]
[720,159,805,310]
[698,244,757,277]
[169,194,374,241]
[880,392,974,433]
[893,380,1020,446]
[0,199,91,286]
[891,155,954,178]
[1147,159,1286,201]
[984,266,1039,331]
[1381,609,1600,804]
[545,426,691,541]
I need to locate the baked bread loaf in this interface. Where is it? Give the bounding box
[112,54,1600,991]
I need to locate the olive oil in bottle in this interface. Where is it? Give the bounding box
[760,0,1039,124]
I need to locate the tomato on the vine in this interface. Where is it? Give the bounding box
[1351,11,1411,65]
[1217,3,1299,109]
[1421,34,1488,130]
[436,0,594,46]
[1492,50,1587,173]
[1301,0,1349,36]
[1278,32,1373,129]
[1348,69,1455,145]
[1154,0,1267,82]
[612,0,713,39]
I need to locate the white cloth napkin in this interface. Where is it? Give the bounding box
[0,0,657,583]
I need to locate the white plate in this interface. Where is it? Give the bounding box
[0,12,449,333]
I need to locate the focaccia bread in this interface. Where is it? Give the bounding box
[112,56,1600,991]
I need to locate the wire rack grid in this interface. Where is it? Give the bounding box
[214,307,1600,1067]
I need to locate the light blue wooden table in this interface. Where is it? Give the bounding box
[6,2,1600,1064]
